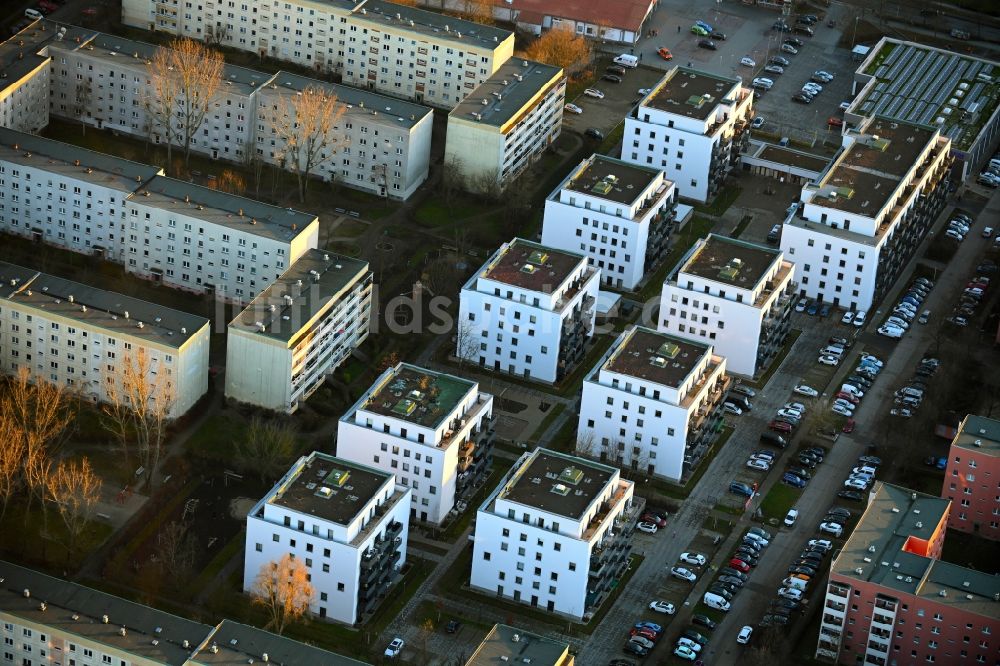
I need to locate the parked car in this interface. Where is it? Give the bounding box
[637,522,658,534]
[584,127,604,139]
[784,508,799,526]
[649,600,676,614]
[698,39,718,50]
[673,645,697,661]
[657,47,673,60]
[385,638,405,658]
[782,472,806,488]
[819,522,844,537]
[563,103,582,114]
[794,384,819,397]
[601,74,622,84]
[583,88,605,99]
[680,552,707,566]
[671,566,698,582]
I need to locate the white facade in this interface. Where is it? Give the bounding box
[458,238,599,384]
[624,67,753,203]
[471,448,637,619]
[659,234,797,377]
[0,53,49,134]
[226,250,373,413]
[781,117,952,311]
[337,363,495,525]
[578,326,730,481]
[0,261,210,418]
[121,0,516,109]
[445,59,565,193]
[244,452,410,625]
[542,154,677,290]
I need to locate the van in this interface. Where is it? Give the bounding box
[25,8,43,19]
[782,576,808,591]
[703,592,731,611]
[613,54,639,68]
[821,345,845,357]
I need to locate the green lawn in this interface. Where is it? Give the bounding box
[598,121,626,155]
[185,413,245,462]
[0,505,114,570]
[759,482,801,523]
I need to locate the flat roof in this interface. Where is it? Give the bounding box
[603,326,710,389]
[1,21,94,89]
[0,561,212,666]
[133,176,316,242]
[267,71,432,129]
[230,249,369,343]
[359,363,476,430]
[562,154,662,207]
[757,144,832,174]
[953,414,1000,456]
[813,118,937,217]
[268,453,391,526]
[0,261,207,348]
[451,58,562,128]
[855,38,1000,152]
[680,234,780,289]
[190,620,371,666]
[466,624,570,666]
[482,238,585,293]
[353,0,512,49]
[644,67,740,121]
[0,127,161,192]
[501,449,615,520]
[833,483,1000,617]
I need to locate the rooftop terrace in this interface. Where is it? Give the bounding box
[451,58,562,129]
[603,327,710,390]
[466,624,571,666]
[268,453,391,526]
[500,449,615,520]
[680,234,781,290]
[358,364,476,430]
[643,67,741,122]
[562,154,662,207]
[481,239,586,294]
[952,414,1000,456]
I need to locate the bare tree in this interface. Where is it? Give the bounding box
[101,348,175,488]
[575,429,599,459]
[73,80,92,136]
[156,521,198,580]
[44,457,102,555]
[0,412,25,519]
[273,85,348,203]
[234,417,299,482]
[455,0,494,25]
[455,319,480,368]
[250,554,316,635]
[146,38,225,170]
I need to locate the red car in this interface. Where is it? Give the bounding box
[835,392,860,405]
[728,558,751,573]
[843,418,856,433]
[657,47,673,60]
[827,117,844,127]
[968,282,988,291]
[630,627,659,642]
[769,420,793,433]
[642,512,667,528]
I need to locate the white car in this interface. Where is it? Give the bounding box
[839,100,852,110]
[945,229,965,241]
[583,88,604,99]
[841,311,855,325]
[740,56,757,67]
[818,355,839,366]
[983,227,994,238]
[844,478,869,491]
[637,521,658,534]
[385,638,405,658]
[776,408,803,421]
[816,70,835,80]
[819,522,844,537]
[777,587,803,600]
[737,625,753,645]
[638,88,653,95]
[833,399,856,412]
[853,311,867,327]
[832,404,853,417]
[808,538,833,551]
[677,637,703,653]
[563,103,583,114]
[794,384,819,397]
[671,566,697,582]
[674,645,698,661]
[784,508,799,526]
[802,82,823,93]
[752,77,774,89]
[747,458,771,471]
[784,402,807,413]
[878,325,903,339]
[649,600,676,614]
[886,317,909,329]
[859,353,882,367]
[680,552,707,566]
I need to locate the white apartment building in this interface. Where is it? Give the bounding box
[578,326,730,481]
[458,239,599,384]
[0,561,371,666]
[0,261,209,418]
[781,117,952,312]
[624,67,753,203]
[122,0,516,109]
[659,234,797,377]
[445,58,565,192]
[244,452,410,625]
[542,154,677,290]
[470,448,637,619]
[0,127,163,255]
[255,72,433,200]
[226,250,372,413]
[0,20,57,134]
[337,363,496,524]
[124,176,318,304]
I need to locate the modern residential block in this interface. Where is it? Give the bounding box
[942,414,1000,541]
[659,234,797,377]
[578,326,730,481]
[815,482,1000,665]
[471,448,637,620]
[542,154,677,290]
[121,0,516,109]
[225,250,373,413]
[781,117,952,312]
[445,58,565,193]
[337,363,495,525]
[624,67,753,203]
[0,261,209,418]
[244,452,410,625]
[466,624,574,666]
[0,561,370,665]
[458,239,599,384]
[124,176,318,304]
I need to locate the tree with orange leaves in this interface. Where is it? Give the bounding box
[523,25,591,73]
[250,554,316,635]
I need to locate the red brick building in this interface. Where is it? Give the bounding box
[816,483,1000,665]
[943,415,1000,540]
